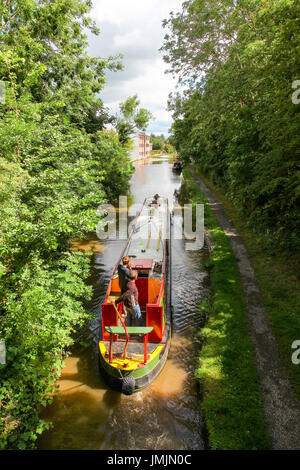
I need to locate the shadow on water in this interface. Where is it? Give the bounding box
[37,156,210,450]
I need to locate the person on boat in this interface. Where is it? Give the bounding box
[117,256,132,294]
[151,193,160,204]
[114,270,142,327]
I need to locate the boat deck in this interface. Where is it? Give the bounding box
[123,197,168,277]
[101,340,161,357]
[100,321,170,359]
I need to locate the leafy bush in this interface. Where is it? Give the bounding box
[0,0,133,448]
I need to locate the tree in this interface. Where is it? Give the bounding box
[150,134,164,151]
[162,0,300,250]
[116,94,153,144]
[161,0,250,84]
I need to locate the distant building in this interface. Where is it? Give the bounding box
[130,132,153,160]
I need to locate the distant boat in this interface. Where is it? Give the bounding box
[172,160,182,173]
[99,195,171,395]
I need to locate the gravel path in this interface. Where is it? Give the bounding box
[190,168,300,450]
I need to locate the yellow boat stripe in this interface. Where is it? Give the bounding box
[99,342,164,371]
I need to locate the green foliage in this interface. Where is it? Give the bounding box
[194,168,300,400]
[0,254,91,449]
[94,130,134,201]
[150,133,175,153]
[164,143,175,154]
[182,169,269,450]
[0,0,133,449]
[150,133,164,151]
[116,94,153,144]
[162,0,300,251]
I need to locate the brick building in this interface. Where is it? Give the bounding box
[130,132,153,160]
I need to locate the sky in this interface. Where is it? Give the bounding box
[88,0,184,136]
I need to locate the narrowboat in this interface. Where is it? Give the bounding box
[98,195,171,395]
[172,160,182,173]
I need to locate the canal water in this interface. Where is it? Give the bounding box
[37,156,210,450]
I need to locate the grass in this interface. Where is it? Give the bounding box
[193,166,300,401]
[182,168,270,450]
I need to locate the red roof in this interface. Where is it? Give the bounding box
[130,259,153,269]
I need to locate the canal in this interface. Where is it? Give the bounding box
[37,156,210,450]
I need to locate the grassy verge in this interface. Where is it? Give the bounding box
[182,168,270,450]
[192,165,300,401]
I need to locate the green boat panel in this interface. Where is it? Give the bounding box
[105,326,153,335]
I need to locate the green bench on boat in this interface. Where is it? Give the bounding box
[105,326,153,335]
[105,326,154,364]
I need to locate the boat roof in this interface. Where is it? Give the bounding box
[123,196,168,277]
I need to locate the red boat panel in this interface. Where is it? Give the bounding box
[146,305,163,342]
[136,277,148,308]
[131,259,153,269]
[102,303,118,340]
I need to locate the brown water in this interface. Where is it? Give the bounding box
[37,156,210,450]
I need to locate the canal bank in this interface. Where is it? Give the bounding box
[186,169,300,449]
[37,156,209,450]
[177,169,270,450]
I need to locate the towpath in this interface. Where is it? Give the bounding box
[190,167,300,450]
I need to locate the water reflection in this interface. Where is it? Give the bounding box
[37,156,209,450]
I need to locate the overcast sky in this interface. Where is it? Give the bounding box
[88,0,184,136]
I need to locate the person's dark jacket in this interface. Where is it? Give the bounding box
[117,264,130,293]
[115,281,139,310]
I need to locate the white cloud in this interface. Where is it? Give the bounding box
[91,1,182,26]
[91,0,149,25]
[89,0,184,135]
[113,29,142,48]
[103,59,176,115]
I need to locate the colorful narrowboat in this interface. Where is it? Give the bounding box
[172,160,183,173]
[98,195,171,395]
